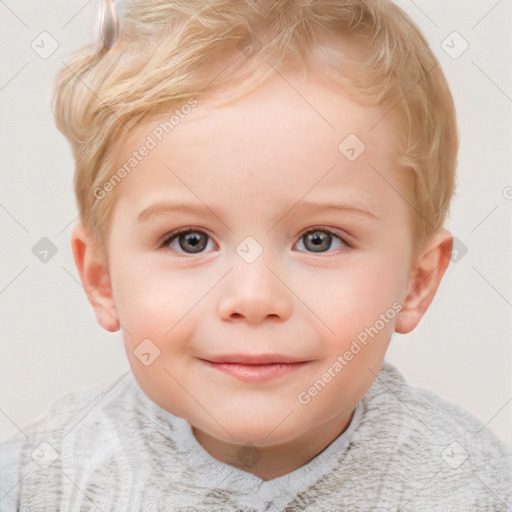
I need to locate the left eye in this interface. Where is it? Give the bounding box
[294,228,348,253]
[158,227,349,255]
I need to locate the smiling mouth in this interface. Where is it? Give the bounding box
[200,353,308,365]
[199,354,311,383]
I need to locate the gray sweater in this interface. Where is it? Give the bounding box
[1,360,511,511]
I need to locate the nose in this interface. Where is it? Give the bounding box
[217,252,293,324]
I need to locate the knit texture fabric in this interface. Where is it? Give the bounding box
[1,360,511,511]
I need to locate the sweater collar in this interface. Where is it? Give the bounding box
[161,397,364,505]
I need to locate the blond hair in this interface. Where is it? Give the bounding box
[52,0,458,262]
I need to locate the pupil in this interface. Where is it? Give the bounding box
[306,231,331,252]
[180,232,206,253]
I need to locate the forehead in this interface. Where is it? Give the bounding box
[111,71,410,223]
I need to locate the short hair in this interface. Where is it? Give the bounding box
[52,0,458,262]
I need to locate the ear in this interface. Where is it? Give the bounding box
[70,223,120,332]
[395,229,453,334]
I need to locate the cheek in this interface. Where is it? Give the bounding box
[111,256,205,338]
[111,258,204,417]
[299,261,400,410]
[301,256,401,372]
[315,256,401,324]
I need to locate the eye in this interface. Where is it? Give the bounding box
[157,226,350,256]
[157,228,216,255]
[294,227,349,253]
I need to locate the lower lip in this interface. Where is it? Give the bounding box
[203,361,309,383]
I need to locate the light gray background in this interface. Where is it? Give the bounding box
[1,0,511,446]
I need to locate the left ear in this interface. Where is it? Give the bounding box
[395,229,453,334]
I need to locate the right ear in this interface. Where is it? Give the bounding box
[70,223,120,332]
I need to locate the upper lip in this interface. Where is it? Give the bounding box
[201,354,309,365]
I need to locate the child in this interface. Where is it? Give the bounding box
[1,0,511,510]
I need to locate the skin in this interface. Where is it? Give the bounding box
[71,70,452,481]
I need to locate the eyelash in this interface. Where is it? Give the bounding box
[156,226,352,255]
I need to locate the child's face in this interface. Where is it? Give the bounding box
[78,71,441,451]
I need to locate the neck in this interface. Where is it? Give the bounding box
[192,407,356,481]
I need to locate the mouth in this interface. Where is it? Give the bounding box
[199,354,311,383]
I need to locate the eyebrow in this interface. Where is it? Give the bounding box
[136,198,378,224]
[282,199,378,220]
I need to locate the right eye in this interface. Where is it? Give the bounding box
[157,228,216,255]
